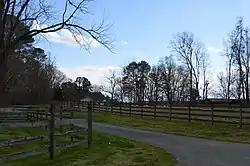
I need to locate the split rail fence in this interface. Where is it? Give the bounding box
[0,101,92,164]
[91,102,250,128]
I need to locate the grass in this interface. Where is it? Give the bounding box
[2,130,175,166]
[0,125,86,155]
[0,127,48,141]
[92,112,250,144]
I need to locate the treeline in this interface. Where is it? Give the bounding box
[3,33,109,104]
[5,18,250,105]
[0,0,112,106]
[102,18,250,105]
[216,18,250,101]
[5,48,110,104]
[102,58,199,105]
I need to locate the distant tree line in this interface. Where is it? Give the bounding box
[216,18,250,102]
[2,13,250,106]
[0,0,112,106]
[101,18,250,105]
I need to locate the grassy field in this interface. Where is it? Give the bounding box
[1,127,175,166]
[0,125,86,156]
[39,105,250,143]
[92,112,250,144]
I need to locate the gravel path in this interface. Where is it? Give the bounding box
[3,119,250,166]
[71,119,250,166]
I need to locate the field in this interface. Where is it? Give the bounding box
[0,123,87,163]
[0,104,175,166]
[2,130,175,166]
[91,111,250,143]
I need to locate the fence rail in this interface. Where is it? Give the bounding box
[0,101,92,164]
[90,102,250,127]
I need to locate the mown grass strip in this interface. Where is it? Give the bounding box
[93,112,250,143]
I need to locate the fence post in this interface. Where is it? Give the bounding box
[40,108,42,120]
[98,101,101,112]
[31,111,33,123]
[36,109,39,122]
[60,106,63,133]
[111,100,113,113]
[27,112,29,121]
[46,110,48,120]
[129,102,132,116]
[119,102,122,115]
[87,103,92,148]
[188,105,191,123]
[169,104,172,120]
[45,110,48,130]
[49,103,55,160]
[71,111,74,142]
[141,102,143,117]
[240,103,243,128]
[154,101,157,119]
[106,102,108,112]
[211,104,214,125]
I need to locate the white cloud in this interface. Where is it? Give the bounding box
[32,20,100,48]
[207,46,223,54]
[121,41,128,45]
[59,66,122,85]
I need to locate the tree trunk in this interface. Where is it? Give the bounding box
[0,1,8,106]
[227,61,232,101]
[189,70,192,103]
[196,81,199,104]
[0,52,8,106]
[246,69,249,101]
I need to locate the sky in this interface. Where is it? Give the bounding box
[35,0,250,85]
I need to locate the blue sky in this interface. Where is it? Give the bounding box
[36,0,250,85]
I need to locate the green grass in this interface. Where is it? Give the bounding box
[0,140,49,155]
[92,112,250,144]
[2,131,175,166]
[0,127,48,141]
[0,125,86,155]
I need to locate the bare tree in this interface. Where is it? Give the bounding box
[115,77,125,102]
[216,71,228,99]
[243,28,250,101]
[170,32,206,103]
[104,70,119,103]
[223,18,250,101]
[201,52,210,100]
[230,18,245,100]
[146,65,161,104]
[0,0,113,102]
[223,44,234,100]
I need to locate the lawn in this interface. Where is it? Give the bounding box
[1,126,175,166]
[92,112,250,144]
[0,125,86,156]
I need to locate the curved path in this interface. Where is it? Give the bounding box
[72,120,250,166]
[3,119,250,166]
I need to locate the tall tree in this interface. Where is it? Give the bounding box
[0,0,112,103]
[223,18,250,101]
[75,77,92,91]
[170,32,206,103]
[146,65,161,103]
[122,61,150,103]
[137,61,151,103]
[104,70,119,104]
[201,52,210,100]
[158,56,189,104]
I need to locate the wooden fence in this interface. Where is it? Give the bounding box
[0,101,92,163]
[91,102,250,127]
